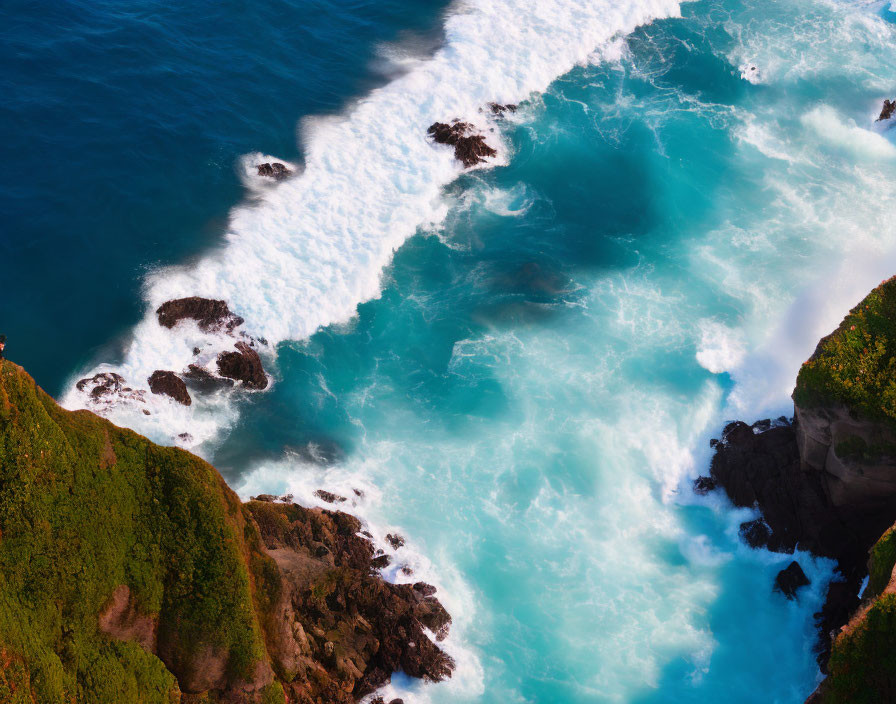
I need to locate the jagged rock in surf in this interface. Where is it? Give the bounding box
[739,518,777,550]
[147,370,191,406]
[256,162,292,180]
[216,341,267,389]
[75,372,145,403]
[487,102,517,115]
[314,489,347,504]
[774,561,810,599]
[427,121,497,167]
[692,475,716,495]
[386,533,405,549]
[156,297,244,333]
[877,98,895,122]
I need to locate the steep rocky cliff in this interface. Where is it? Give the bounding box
[0,360,451,703]
[700,276,896,702]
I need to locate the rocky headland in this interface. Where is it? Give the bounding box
[696,276,896,702]
[0,360,452,703]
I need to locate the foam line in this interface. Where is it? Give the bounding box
[61,0,685,447]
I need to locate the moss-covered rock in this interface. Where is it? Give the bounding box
[0,360,452,702]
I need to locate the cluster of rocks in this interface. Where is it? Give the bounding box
[256,162,292,180]
[427,120,497,167]
[695,408,896,669]
[487,102,517,116]
[76,372,146,405]
[77,297,269,414]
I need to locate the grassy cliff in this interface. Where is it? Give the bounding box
[0,359,452,704]
[0,359,278,703]
[794,276,896,425]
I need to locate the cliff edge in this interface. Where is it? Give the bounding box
[0,359,451,703]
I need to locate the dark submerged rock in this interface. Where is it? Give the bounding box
[256,162,292,180]
[147,370,191,406]
[693,476,716,495]
[156,297,244,333]
[182,364,234,392]
[774,561,811,599]
[216,341,267,389]
[427,121,497,167]
[878,98,895,122]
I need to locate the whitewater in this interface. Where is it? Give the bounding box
[48,0,896,701]
[61,0,686,446]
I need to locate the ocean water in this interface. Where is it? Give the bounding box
[3,0,896,702]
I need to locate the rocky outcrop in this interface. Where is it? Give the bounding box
[216,341,268,389]
[257,162,291,180]
[156,297,245,333]
[147,370,191,406]
[774,561,811,599]
[427,121,497,167]
[249,502,453,703]
[878,98,895,122]
[697,277,896,697]
[0,360,452,704]
[487,102,517,116]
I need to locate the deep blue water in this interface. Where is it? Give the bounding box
[3,0,896,702]
[0,0,449,391]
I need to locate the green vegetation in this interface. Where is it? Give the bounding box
[868,526,896,599]
[794,276,896,424]
[821,524,896,702]
[0,360,282,703]
[824,593,896,703]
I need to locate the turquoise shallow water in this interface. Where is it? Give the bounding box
[4,0,896,702]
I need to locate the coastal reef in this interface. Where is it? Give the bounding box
[0,361,452,703]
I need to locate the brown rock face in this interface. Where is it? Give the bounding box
[247,502,454,703]
[216,342,268,389]
[98,585,157,652]
[156,297,244,333]
[147,370,192,406]
[427,121,497,167]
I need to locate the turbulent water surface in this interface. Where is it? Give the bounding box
[3,0,896,701]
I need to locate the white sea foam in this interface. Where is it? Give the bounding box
[62,0,687,449]
[696,319,747,375]
[802,104,896,159]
